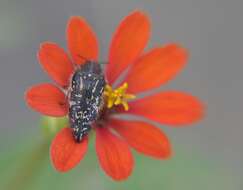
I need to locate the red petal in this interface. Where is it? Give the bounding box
[109,119,171,159]
[25,83,68,117]
[50,128,88,172]
[95,127,134,181]
[123,91,204,126]
[38,42,74,87]
[106,11,150,85]
[123,44,188,94]
[67,16,98,64]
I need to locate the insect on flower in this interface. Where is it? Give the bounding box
[68,61,106,142]
[25,10,204,181]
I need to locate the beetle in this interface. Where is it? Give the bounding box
[68,61,106,142]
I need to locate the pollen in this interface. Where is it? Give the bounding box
[104,83,136,111]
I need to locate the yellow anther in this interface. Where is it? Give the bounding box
[104,83,136,111]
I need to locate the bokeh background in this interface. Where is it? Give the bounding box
[0,0,242,189]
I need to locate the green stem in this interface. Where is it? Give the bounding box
[5,116,68,190]
[5,139,50,190]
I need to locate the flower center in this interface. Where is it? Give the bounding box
[104,83,136,111]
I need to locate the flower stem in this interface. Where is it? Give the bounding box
[5,139,50,190]
[4,116,67,190]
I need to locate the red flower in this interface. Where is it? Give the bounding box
[25,10,204,181]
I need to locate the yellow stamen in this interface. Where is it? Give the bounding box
[104,83,136,111]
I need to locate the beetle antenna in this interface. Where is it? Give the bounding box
[77,54,89,62]
[77,54,110,65]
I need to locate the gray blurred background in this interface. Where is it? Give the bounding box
[0,0,242,189]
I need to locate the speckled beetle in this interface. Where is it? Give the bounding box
[68,61,106,142]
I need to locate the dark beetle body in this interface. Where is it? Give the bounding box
[68,61,106,142]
